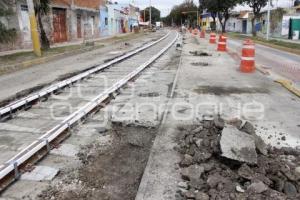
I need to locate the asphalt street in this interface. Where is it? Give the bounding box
[227,39,300,84]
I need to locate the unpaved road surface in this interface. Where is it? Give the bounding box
[38,125,157,200]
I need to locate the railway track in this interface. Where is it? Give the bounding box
[0,30,179,192]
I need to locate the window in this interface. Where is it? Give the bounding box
[21,5,28,11]
[105,17,108,25]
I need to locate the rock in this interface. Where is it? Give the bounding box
[238,164,254,180]
[294,166,300,177]
[96,127,107,133]
[220,126,257,164]
[283,181,297,197]
[193,150,212,163]
[214,115,225,129]
[201,163,215,172]
[247,181,268,194]
[195,138,203,148]
[180,154,193,167]
[195,192,209,200]
[207,173,225,189]
[253,135,268,155]
[239,121,255,135]
[184,190,196,199]
[236,185,245,193]
[189,178,205,190]
[181,165,204,181]
[178,181,188,189]
[192,126,203,133]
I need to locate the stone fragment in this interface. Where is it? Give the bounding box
[214,115,225,129]
[236,185,245,193]
[207,173,223,188]
[181,165,204,181]
[21,166,59,181]
[178,181,188,189]
[193,151,212,163]
[195,192,209,200]
[283,181,298,197]
[238,164,255,180]
[180,154,193,167]
[247,181,268,194]
[220,126,257,164]
[184,190,196,199]
[239,121,255,135]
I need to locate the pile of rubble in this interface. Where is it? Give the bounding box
[176,116,300,200]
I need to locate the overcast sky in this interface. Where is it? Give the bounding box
[116,0,296,17]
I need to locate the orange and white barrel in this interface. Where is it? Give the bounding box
[217,35,227,52]
[209,33,216,44]
[200,30,205,38]
[193,29,198,36]
[240,39,255,73]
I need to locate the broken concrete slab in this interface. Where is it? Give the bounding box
[220,126,257,164]
[21,166,59,181]
[50,143,79,158]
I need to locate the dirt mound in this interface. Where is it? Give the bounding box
[175,117,300,200]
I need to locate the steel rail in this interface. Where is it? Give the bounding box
[0,32,171,118]
[0,32,179,189]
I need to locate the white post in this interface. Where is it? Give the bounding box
[266,0,271,40]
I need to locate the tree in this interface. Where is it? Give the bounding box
[0,7,17,43]
[202,0,240,33]
[34,0,50,50]
[163,0,198,27]
[243,0,271,36]
[140,6,161,24]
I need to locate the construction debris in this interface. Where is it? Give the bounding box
[189,51,212,56]
[176,117,300,199]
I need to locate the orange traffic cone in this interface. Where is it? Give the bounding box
[240,39,255,73]
[209,33,216,44]
[217,35,227,52]
[200,30,205,38]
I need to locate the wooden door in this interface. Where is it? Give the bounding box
[77,14,82,38]
[52,8,67,43]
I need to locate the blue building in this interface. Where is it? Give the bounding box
[100,6,109,37]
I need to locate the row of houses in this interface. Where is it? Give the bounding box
[200,4,300,40]
[0,0,140,52]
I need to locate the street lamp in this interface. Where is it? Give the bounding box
[182,11,199,27]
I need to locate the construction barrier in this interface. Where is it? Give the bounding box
[217,35,227,52]
[209,33,216,44]
[240,39,255,73]
[200,30,205,38]
[193,29,198,36]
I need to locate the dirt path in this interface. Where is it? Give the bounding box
[38,125,157,200]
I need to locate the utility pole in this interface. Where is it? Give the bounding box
[149,0,152,28]
[266,0,271,40]
[26,0,41,57]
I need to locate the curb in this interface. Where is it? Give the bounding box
[0,33,138,75]
[275,79,300,98]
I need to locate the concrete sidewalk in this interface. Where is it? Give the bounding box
[0,33,133,57]
[136,32,300,200]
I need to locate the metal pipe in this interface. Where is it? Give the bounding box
[266,0,271,40]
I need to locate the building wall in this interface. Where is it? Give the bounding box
[100,6,109,36]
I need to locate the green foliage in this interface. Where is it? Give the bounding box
[0,8,17,43]
[140,6,161,24]
[163,0,198,26]
[202,0,241,32]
